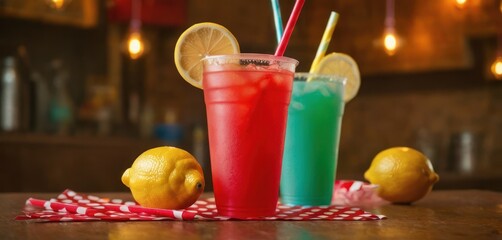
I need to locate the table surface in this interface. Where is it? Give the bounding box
[1,190,501,240]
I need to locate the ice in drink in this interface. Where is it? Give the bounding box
[280,73,345,206]
[203,54,298,218]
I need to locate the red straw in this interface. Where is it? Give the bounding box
[274,0,305,56]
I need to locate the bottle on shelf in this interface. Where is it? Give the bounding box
[48,59,74,135]
[0,56,20,132]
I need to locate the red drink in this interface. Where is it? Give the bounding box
[202,54,297,218]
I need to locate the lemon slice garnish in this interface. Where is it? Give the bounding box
[174,22,240,89]
[312,52,361,102]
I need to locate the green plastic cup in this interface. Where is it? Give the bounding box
[280,73,346,206]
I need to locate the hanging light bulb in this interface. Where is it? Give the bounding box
[127,31,145,60]
[382,0,401,56]
[491,57,502,79]
[383,28,399,56]
[491,32,502,80]
[125,0,147,60]
[45,0,71,10]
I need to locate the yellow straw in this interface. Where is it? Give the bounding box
[309,11,339,73]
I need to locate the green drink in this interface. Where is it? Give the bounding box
[280,73,345,206]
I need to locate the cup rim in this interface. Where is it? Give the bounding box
[294,72,347,85]
[202,53,299,66]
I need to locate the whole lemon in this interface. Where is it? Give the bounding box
[122,146,205,209]
[364,147,439,204]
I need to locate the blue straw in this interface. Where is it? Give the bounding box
[271,0,284,44]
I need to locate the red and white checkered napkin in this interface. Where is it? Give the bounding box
[16,189,386,222]
[332,180,390,207]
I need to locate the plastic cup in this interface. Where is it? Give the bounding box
[280,73,346,206]
[202,54,298,218]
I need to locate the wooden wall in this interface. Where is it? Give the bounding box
[187,0,500,74]
[181,0,502,189]
[0,0,501,192]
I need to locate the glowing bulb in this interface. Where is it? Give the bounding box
[46,0,69,10]
[455,0,467,9]
[127,32,145,60]
[383,32,398,56]
[491,57,502,79]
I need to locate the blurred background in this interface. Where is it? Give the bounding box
[0,0,501,192]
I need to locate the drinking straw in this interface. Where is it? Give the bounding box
[309,11,339,72]
[28,198,102,217]
[274,0,305,56]
[27,198,199,220]
[270,0,284,44]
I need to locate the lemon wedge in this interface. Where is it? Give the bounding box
[174,22,240,89]
[312,52,361,102]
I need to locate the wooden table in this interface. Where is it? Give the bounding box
[1,190,501,239]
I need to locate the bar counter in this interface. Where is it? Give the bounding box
[1,190,501,239]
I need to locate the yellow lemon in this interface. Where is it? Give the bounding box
[174,22,240,89]
[312,52,361,102]
[364,147,439,204]
[122,146,205,209]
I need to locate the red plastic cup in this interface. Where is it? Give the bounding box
[202,54,298,218]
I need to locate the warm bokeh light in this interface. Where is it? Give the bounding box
[455,0,467,9]
[46,0,69,10]
[491,57,502,79]
[127,32,145,60]
[383,32,398,56]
